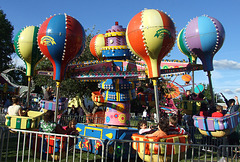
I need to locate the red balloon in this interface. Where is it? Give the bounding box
[38,14,85,81]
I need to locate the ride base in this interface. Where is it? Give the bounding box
[75,123,138,157]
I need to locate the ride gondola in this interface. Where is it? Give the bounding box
[192,111,240,137]
[131,133,189,162]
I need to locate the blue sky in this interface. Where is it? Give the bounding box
[1,0,240,100]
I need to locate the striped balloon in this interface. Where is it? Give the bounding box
[126,9,176,78]
[37,14,85,81]
[89,34,105,61]
[177,28,197,63]
[185,15,225,71]
[13,26,43,76]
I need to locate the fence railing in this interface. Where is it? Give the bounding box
[0,127,239,162]
[0,111,235,145]
[0,113,231,146]
[0,128,105,162]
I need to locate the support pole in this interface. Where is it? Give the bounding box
[192,70,194,93]
[191,59,196,93]
[207,71,215,107]
[26,76,31,108]
[153,79,160,123]
[54,81,61,122]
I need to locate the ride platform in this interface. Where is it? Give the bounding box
[75,123,138,158]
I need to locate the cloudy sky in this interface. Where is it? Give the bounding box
[1,0,240,100]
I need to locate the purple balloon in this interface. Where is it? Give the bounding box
[185,15,225,71]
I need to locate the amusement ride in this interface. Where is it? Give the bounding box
[4,8,239,161]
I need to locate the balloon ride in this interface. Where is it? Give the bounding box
[184,15,225,106]
[181,74,192,84]
[177,28,197,64]
[177,28,198,91]
[89,34,105,61]
[37,14,85,121]
[13,26,43,107]
[126,9,176,122]
[8,6,235,162]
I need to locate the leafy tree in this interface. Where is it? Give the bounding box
[0,9,14,72]
[63,27,99,115]
[201,83,224,103]
[202,84,212,100]
[0,9,28,95]
[33,59,55,94]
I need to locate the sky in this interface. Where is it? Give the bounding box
[1,0,240,100]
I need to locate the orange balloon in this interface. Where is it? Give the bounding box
[181,74,192,82]
[89,34,105,61]
[126,9,176,78]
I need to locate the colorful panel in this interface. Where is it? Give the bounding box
[5,111,44,129]
[75,123,138,156]
[40,98,68,111]
[193,112,240,133]
[102,49,131,58]
[105,101,130,126]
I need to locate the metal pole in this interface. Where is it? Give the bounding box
[192,70,194,93]
[207,71,215,107]
[216,93,218,103]
[191,58,196,93]
[26,76,31,108]
[54,81,61,122]
[153,79,160,123]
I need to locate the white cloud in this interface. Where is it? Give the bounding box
[213,60,240,70]
[235,88,240,93]
[222,89,234,94]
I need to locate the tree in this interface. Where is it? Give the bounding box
[202,83,224,103]
[64,27,99,117]
[0,9,14,72]
[32,59,55,95]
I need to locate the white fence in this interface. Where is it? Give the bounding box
[0,127,239,162]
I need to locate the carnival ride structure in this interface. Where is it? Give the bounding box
[14,26,44,107]
[8,14,86,158]
[37,14,86,122]
[36,13,196,157]
[179,15,239,138]
[73,21,142,154]
[9,8,236,161]
[4,26,46,130]
[5,110,44,129]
